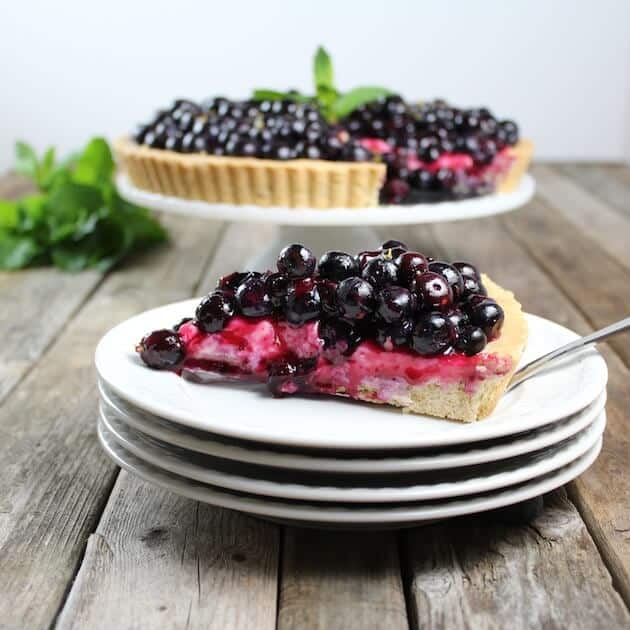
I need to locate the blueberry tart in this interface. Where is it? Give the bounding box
[137,241,528,422]
[116,49,532,209]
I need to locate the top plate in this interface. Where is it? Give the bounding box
[94,299,608,450]
[116,173,535,226]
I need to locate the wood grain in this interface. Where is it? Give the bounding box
[278,528,408,630]
[56,475,279,630]
[55,219,282,630]
[415,207,630,607]
[403,490,629,630]
[530,164,630,271]
[0,215,223,630]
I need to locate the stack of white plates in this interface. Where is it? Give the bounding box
[95,299,608,529]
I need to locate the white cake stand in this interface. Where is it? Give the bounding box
[116,172,534,267]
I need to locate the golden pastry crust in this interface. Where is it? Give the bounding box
[497,139,534,194]
[114,137,386,209]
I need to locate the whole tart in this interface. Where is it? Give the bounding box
[117,96,532,209]
[136,241,528,422]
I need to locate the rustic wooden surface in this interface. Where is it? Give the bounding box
[0,165,629,629]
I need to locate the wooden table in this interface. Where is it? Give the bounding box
[1,164,629,630]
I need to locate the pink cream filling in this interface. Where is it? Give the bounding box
[177,317,512,402]
[358,137,515,179]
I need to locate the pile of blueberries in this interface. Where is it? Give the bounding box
[138,241,505,371]
[133,95,519,204]
[133,97,370,163]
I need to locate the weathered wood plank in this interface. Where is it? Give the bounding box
[278,529,408,630]
[56,475,279,630]
[56,220,281,630]
[0,175,104,404]
[530,164,630,271]
[0,215,223,630]
[555,163,630,220]
[416,209,630,608]
[502,196,630,368]
[403,490,629,630]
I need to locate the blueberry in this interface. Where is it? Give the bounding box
[446,309,470,334]
[452,261,480,280]
[375,319,413,349]
[196,290,236,332]
[336,277,375,320]
[355,250,382,270]
[265,272,290,310]
[411,312,454,356]
[318,317,362,357]
[318,251,358,281]
[381,240,407,251]
[137,329,185,369]
[284,280,321,326]
[277,244,317,278]
[454,325,487,356]
[428,261,464,300]
[235,276,272,318]
[361,257,399,288]
[461,276,487,299]
[267,357,317,397]
[396,251,429,286]
[467,298,504,339]
[217,271,253,292]
[317,279,340,316]
[411,271,453,311]
[376,286,415,323]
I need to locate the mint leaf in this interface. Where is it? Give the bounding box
[14,142,39,181]
[73,137,114,186]
[313,46,334,91]
[332,86,392,120]
[0,232,42,269]
[0,200,18,229]
[252,89,291,101]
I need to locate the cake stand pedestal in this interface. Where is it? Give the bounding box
[116,173,535,268]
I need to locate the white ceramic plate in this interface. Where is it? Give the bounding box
[98,409,605,503]
[100,382,607,473]
[95,303,608,450]
[116,173,535,227]
[97,421,603,526]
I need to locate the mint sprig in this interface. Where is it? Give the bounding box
[252,46,392,122]
[0,138,168,271]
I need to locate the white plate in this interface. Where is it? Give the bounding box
[95,303,608,450]
[116,172,535,227]
[98,410,605,503]
[97,421,603,526]
[100,382,607,473]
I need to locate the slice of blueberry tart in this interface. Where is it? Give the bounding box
[115,48,532,209]
[137,241,527,422]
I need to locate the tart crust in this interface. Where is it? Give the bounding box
[497,139,534,194]
[114,137,386,209]
[386,275,528,422]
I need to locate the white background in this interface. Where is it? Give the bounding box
[1,0,629,170]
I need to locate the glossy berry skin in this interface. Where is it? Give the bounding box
[317,279,340,316]
[361,257,399,288]
[452,261,480,280]
[284,282,321,326]
[196,291,236,333]
[381,240,407,251]
[318,251,358,281]
[446,309,470,335]
[267,357,317,397]
[454,326,487,356]
[396,251,429,286]
[411,312,455,356]
[277,244,316,278]
[412,271,453,311]
[265,272,290,310]
[318,318,362,357]
[376,286,415,323]
[336,277,376,320]
[137,329,185,369]
[375,319,413,350]
[428,261,464,300]
[461,275,487,298]
[355,249,382,270]
[235,276,272,318]
[468,298,504,339]
[217,271,252,292]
